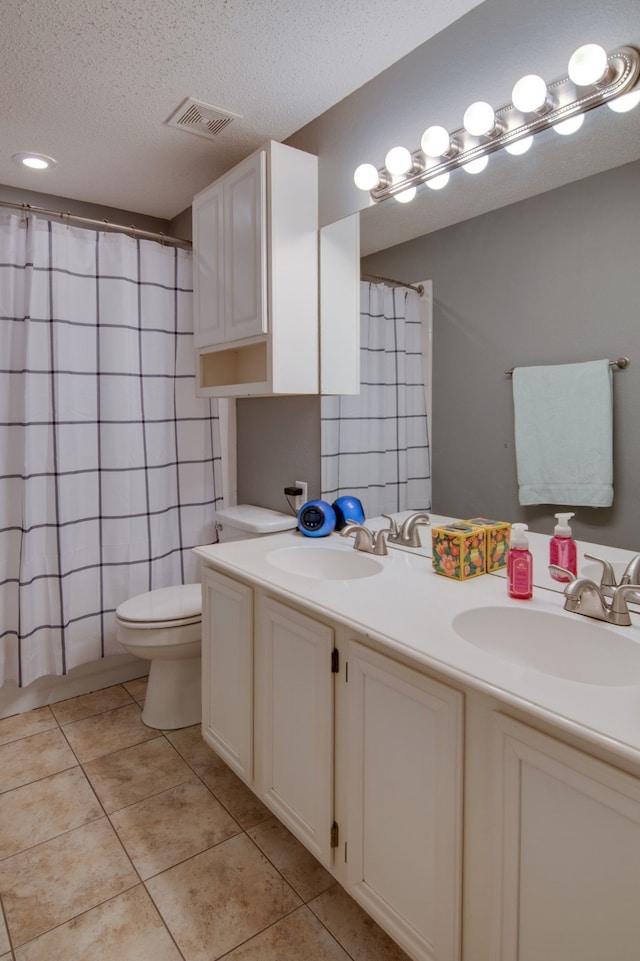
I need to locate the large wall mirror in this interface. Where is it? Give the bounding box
[345,101,640,551]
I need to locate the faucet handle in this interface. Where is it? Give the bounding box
[548,564,577,583]
[620,553,640,587]
[609,584,637,626]
[584,553,618,589]
[382,514,399,537]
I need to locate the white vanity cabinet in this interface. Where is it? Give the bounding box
[340,639,463,961]
[254,595,335,867]
[192,140,319,397]
[201,568,254,782]
[489,713,640,961]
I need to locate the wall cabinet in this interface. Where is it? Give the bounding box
[192,140,319,397]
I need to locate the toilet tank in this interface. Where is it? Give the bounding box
[215,505,297,543]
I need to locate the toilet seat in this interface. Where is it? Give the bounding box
[116,584,201,630]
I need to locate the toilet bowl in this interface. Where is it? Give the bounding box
[116,505,298,730]
[116,584,202,730]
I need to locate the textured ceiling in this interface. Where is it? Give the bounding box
[0,0,484,219]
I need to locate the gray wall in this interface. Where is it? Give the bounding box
[236,396,321,513]
[362,160,640,550]
[0,184,172,236]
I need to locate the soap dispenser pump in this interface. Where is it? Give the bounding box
[549,512,577,582]
[507,523,533,600]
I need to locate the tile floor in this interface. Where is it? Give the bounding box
[0,679,411,961]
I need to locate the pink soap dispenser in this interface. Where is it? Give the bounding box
[507,523,533,600]
[549,512,577,582]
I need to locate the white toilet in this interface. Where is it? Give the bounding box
[115,505,297,729]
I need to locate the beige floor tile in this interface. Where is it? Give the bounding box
[61,702,158,762]
[0,706,57,747]
[83,736,192,814]
[248,817,335,902]
[0,817,138,947]
[0,953,11,960]
[112,777,240,879]
[0,767,103,860]
[0,906,9,954]
[224,905,351,961]
[0,728,77,794]
[14,885,182,961]
[51,685,134,725]
[122,676,148,703]
[146,832,302,961]
[309,884,412,961]
[200,763,272,829]
[165,724,225,774]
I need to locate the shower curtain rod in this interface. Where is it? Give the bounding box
[0,199,192,249]
[361,271,424,296]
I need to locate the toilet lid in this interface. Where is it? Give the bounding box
[116,584,202,623]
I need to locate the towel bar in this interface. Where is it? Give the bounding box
[505,357,630,377]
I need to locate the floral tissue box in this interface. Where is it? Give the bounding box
[431,523,486,580]
[462,517,511,572]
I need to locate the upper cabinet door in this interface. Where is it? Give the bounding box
[223,150,267,342]
[192,179,224,348]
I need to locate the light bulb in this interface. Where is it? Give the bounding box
[394,186,416,204]
[426,172,450,190]
[12,152,57,170]
[505,136,533,155]
[385,146,413,176]
[421,125,451,157]
[552,114,585,136]
[568,43,608,86]
[607,89,640,113]
[462,156,489,174]
[511,74,548,113]
[463,101,496,137]
[353,163,380,191]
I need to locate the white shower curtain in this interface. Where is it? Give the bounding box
[0,212,223,687]
[321,281,431,518]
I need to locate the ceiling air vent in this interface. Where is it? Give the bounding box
[166,97,241,141]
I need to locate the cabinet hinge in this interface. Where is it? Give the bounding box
[331,648,340,673]
[330,821,339,848]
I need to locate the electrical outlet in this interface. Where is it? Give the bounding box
[294,480,308,511]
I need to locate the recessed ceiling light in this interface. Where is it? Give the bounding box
[12,152,57,170]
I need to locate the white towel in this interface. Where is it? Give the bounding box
[513,359,613,507]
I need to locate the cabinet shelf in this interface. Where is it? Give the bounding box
[198,340,268,396]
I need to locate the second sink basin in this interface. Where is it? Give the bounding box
[266,546,383,580]
[452,605,640,686]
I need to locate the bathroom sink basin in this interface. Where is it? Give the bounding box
[266,546,383,580]
[452,606,640,686]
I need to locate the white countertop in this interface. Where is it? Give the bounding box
[194,514,640,767]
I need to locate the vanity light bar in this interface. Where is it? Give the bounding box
[355,44,640,204]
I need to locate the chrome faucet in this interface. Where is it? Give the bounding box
[549,566,635,626]
[382,511,431,548]
[340,522,389,556]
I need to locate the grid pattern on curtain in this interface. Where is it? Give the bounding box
[0,212,222,687]
[321,281,431,518]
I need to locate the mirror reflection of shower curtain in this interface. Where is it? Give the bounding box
[0,212,223,688]
[321,280,431,518]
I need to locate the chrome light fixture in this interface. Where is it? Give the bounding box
[353,43,640,204]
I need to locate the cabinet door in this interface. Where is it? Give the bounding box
[192,180,225,348]
[492,713,640,961]
[201,568,253,783]
[255,595,334,866]
[223,150,267,342]
[346,640,463,961]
